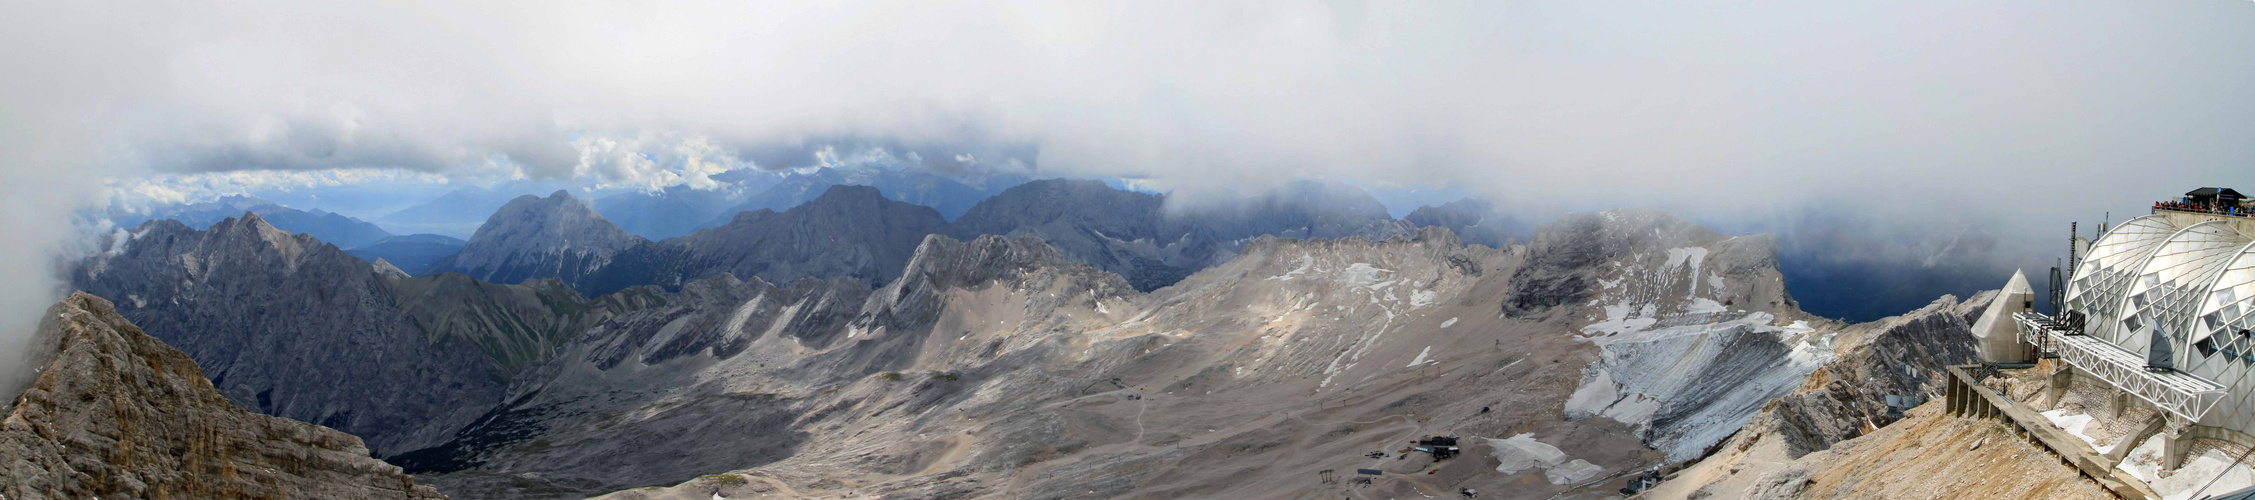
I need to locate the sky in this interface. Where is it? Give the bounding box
[4,1,2255,390]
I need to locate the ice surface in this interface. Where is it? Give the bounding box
[1569,311,1834,460]
[1545,459,1604,485]
[1489,434,1569,474]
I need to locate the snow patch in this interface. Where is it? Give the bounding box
[2039,409,2114,455]
[1340,262,1390,287]
[1407,346,1433,367]
[1441,317,1459,329]
[1581,302,1658,337]
[2157,449,2255,500]
[2120,433,2255,500]
[1268,253,1315,281]
[1410,290,1436,307]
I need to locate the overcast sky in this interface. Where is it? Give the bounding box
[4,1,2254,383]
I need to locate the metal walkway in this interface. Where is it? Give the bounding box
[2017,312,2225,423]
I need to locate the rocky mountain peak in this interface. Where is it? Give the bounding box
[433,188,645,288]
[1505,209,1794,320]
[215,210,308,253]
[0,292,445,499]
[468,190,638,251]
[810,183,887,204]
[578,183,950,297]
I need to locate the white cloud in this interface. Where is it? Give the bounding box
[571,133,753,193]
[100,169,453,215]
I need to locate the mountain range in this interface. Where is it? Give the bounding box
[49,181,2026,498]
[46,171,2095,498]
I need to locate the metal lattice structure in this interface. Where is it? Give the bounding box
[2046,211,2255,433]
[2019,313,2224,423]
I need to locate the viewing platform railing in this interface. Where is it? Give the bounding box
[2154,205,2253,218]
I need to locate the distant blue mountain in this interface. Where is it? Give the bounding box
[378,180,581,238]
[693,169,1025,230]
[114,195,394,249]
[345,234,468,276]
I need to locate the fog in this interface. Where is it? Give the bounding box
[6,0,2255,387]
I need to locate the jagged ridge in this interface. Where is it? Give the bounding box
[0,293,445,499]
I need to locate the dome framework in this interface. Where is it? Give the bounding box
[2058,212,2255,436]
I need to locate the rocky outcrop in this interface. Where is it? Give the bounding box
[1505,210,1794,320]
[0,293,445,499]
[949,179,1181,290]
[1540,210,1819,460]
[430,190,647,290]
[1644,292,1998,497]
[1755,292,1991,457]
[1403,197,1526,248]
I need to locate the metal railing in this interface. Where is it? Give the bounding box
[2154,205,2253,219]
[2016,312,2226,423]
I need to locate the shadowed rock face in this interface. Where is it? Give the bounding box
[1504,210,1795,320]
[1404,197,1528,249]
[950,178,1414,291]
[432,190,648,291]
[1647,292,2029,499]
[466,180,1412,298]
[1757,292,1991,455]
[0,293,445,500]
[69,213,647,457]
[584,185,950,297]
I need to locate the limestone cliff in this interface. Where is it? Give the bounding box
[1644,292,2007,498]
[0,293,445,499]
